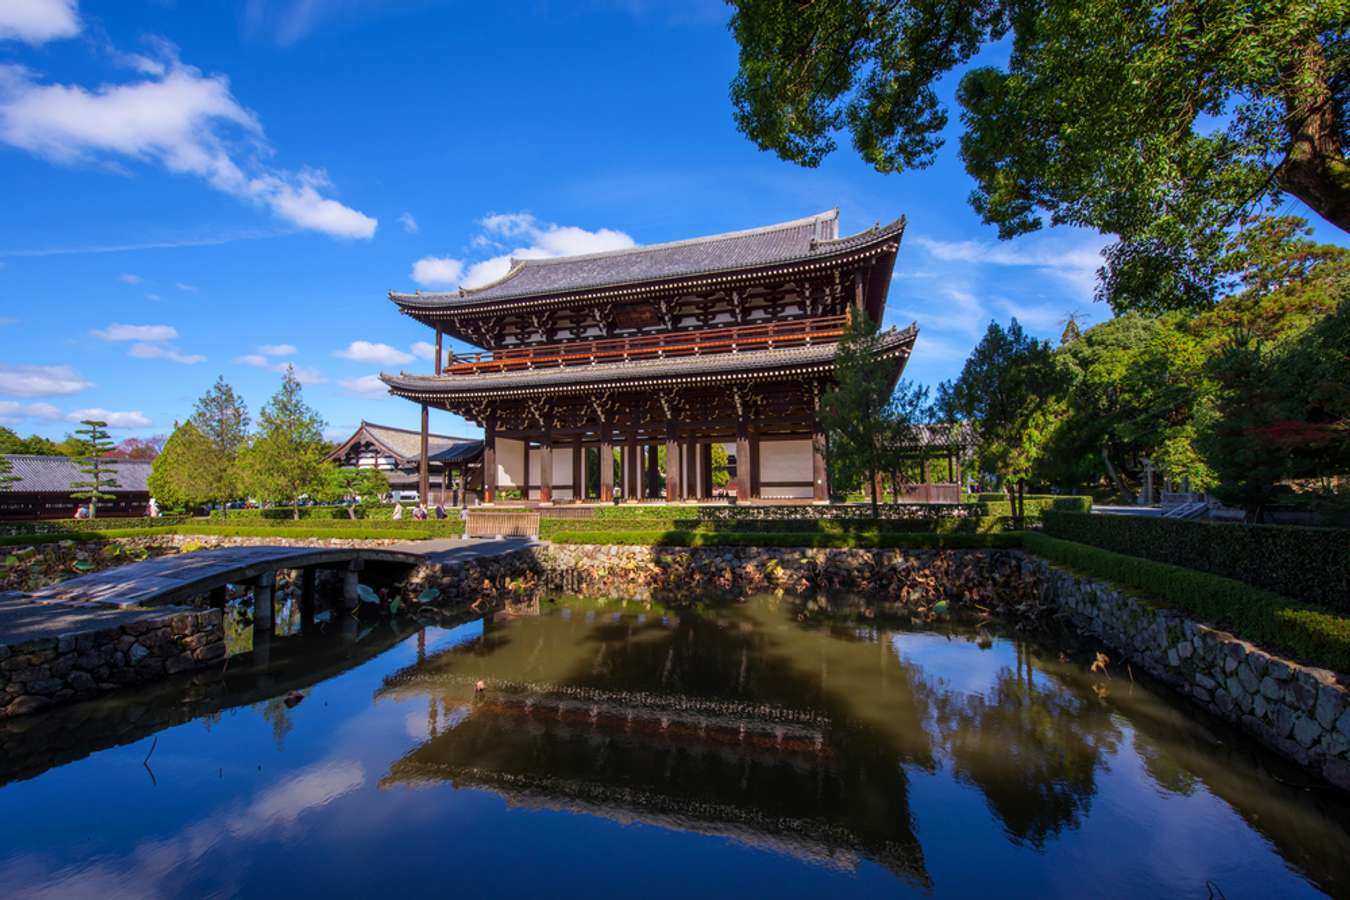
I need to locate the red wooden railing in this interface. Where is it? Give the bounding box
[445,315,848,375]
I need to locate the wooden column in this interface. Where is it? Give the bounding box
[921,456,931,485]
[812,422,830,503]
[749,429,761,499]
[434,328,443,375]
[522,441,530,501]
[735,420,751,502]
[645,443,659,499]
[701,443,713,497]
[483,417,497,504]
[571,441,583,502]
[685,438,698,500]
[665,423,680,501]
[418,404,430,506]
[624,434,638,500]
[252,571,275,637]
[300,567,316,633]
[539,428,553,504]
[599,423,614,502]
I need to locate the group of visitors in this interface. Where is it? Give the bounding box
[390,501,451,521]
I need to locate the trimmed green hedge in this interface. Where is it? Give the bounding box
[206,505,423,521]
[974,495,1092,519]
[540,515,1011,536]
[580,503,979,522]
[547,529,1022,549]
[1,524,448,543]
[1042,511,1349,610]
[0,516,191,535]
[1025,533,1350,674]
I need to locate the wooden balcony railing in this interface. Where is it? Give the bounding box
[444,315,848,375]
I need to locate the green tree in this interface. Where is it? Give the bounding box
[237,367,328,518]
[148,422,228,513]
[728,0,1348,310]
[0,455,19,492]
[0,427,61,455]
[312,464,390,516]
[190,376,251,457]
[69,420,119,518]
[938,319,1060,520]
[818,316,926,517]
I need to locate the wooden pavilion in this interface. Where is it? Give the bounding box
[327,421,482,505]
[380,209,917,504]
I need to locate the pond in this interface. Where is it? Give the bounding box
[1,595,1348,898]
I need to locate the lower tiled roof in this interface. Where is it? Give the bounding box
[2,455,151,494]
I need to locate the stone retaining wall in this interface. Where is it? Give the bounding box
[1034,561,1350,790]
[0,608,224,719]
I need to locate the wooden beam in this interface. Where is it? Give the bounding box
[434,327,443,375]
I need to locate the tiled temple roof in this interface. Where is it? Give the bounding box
[390,211,905,310]
[1,455,151,493]
[380,325,917,400]
[329,421,479,465]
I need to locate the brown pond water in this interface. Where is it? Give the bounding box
[1,593,1348,898]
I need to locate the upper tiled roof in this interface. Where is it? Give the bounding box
[333,421,478,464]
[381,325,917,398]
[391,210,905,309]
[2,455,151,494]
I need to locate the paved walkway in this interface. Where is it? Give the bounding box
[1,537,537,647]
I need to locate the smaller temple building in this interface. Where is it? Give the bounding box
[327,421,482,505]
[0,455,152,519]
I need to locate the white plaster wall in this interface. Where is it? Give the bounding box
[759,439,814,499]
[495,438,525,488]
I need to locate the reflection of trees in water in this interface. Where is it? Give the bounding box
[925,642,1122,848]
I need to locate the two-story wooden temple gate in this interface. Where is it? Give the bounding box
[381,209,920,504]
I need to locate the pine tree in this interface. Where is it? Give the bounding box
[237,367,327,518]
[69,420,120,518]
[149,421,228,514]
[188,376,251,514]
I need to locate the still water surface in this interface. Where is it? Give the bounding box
[2,596,1348,898]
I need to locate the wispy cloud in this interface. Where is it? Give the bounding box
[65,407,150,428]
[128,342,205,364]
[0,42,377,239]
[0,363,92,396]
[397,212,418,234]
[256,343,295,356]
[411,341,435,361]
[0,227,291,258]
[337,374,388,398]
[234,350,325,384]
[0,0,81,46]
[410,212,635,289]
[119,272,142,285]
[913,232,1105,297]
[92,322,178,342]
[175,281,198,292]
[0,399,62,425]
[334,340,413,366]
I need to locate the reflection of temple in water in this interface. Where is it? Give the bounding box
[375,606,933,884]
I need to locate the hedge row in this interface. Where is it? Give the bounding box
[0,516,192,535]
[1,524,449,544]
[206,505,418,521]
[193,517,464,535]
[1042,511,1349,610]
[973,495,1093,519]
[547,529,1022,549]
[1024,533,1350,674]
[579,503,980,522]
[539,516,1012,536]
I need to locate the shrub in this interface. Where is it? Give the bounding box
[1042,511,1349,610]
[540,516,1011,536]
[547,529,1022,549]
[973,495,1092,520]
[206,505,419,521]
[587,503,980,523]
[1025,533,1350,674]
[0,516,191,536]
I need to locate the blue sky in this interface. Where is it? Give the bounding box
[1,0,1344,443]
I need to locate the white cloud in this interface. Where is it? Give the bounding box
[234,353,268,367]
[234,353,326,384]
[0,227,288,257]
[334,340,413,366]
[92,322,177,342]
[0,0,80,46]
[0,399,62,424]
[337,374,388,398]
[913,232,1105,297]
[175,281,198,292]
[0,47,377,239]
[66,407,150,428]
[411,341,436,361]
[409,213,635,290]
[0,363,92,396]
[119,272,142,284]
[411,255,463,288]
[397,212,418,234]
[287,366,326,385]
[257,343,295,356]
[128,342,205,364]
[145,292,161,302]
[894,285,990,340]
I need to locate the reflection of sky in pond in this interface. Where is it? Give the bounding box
[0,600,1345,899]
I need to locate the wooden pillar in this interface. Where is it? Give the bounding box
[418,404,430,506]
[342,560,363,611]
[749,429,761,499]
[522,441,531,501]
[812,422,830,503]
[571,441,582,502]
[701,443,713,498]
[300,567,316,632]
[625,434,638,500]
[645,442,659,499]
[684,438,698,500]
[665,423,680,501]
[483,417,497,504]
[539,428,553,504]
[852,270,866,320]
[434,328,443,375]
[599,422,614,502]
[735,420,751,502]
[253,571,275,637]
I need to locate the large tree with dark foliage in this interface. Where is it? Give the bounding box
[728,0,1348,310]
